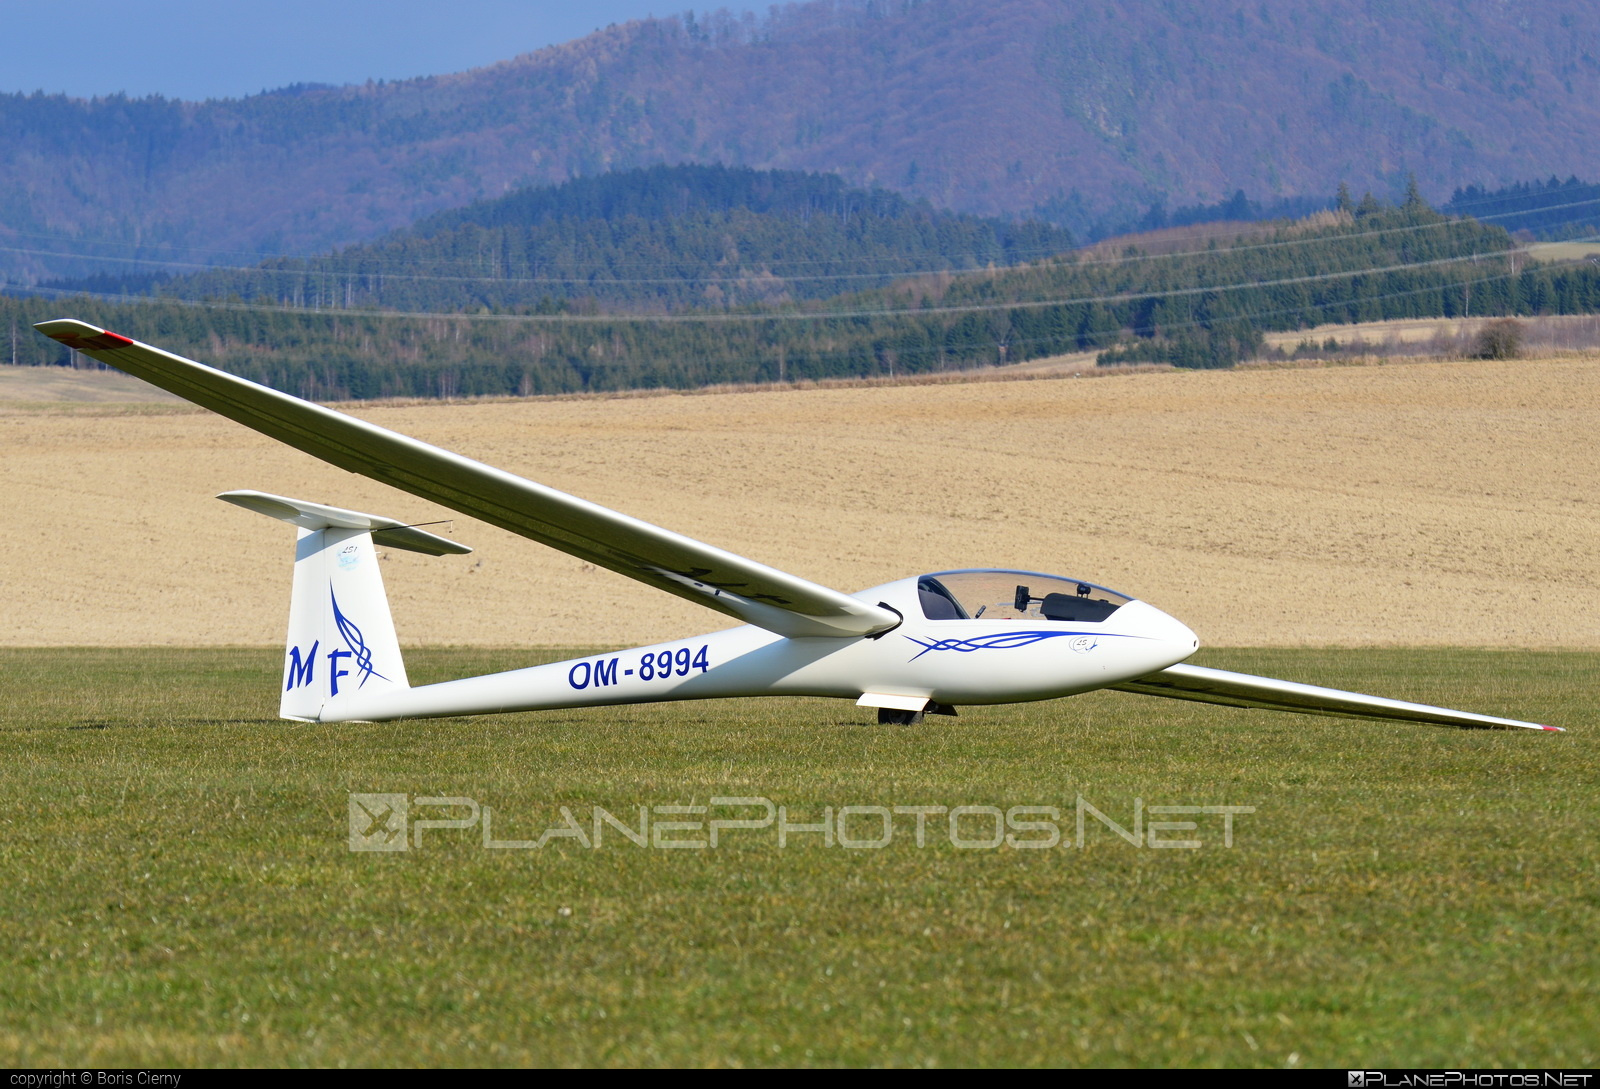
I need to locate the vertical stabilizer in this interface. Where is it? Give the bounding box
[282,527,410,721]
[213,489,467,722]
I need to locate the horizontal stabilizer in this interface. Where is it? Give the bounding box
[1113,662,1561,732]
[218,490,472,556]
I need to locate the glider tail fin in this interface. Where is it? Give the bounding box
[216,490,471,722]
[281,524,410,721]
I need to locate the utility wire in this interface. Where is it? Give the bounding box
[15,246,1570,324]
[10,194,1599,289]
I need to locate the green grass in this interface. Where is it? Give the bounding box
[1525,241,1600,265]
[1,646,1594,1067]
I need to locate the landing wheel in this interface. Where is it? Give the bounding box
[878,708,925,725]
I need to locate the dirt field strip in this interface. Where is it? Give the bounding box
[0,363,180,402]
[4,355,1598,648]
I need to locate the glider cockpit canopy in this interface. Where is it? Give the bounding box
[916,570,1132,622]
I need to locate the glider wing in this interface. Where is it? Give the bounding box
[35,319,901,639]
[1112,662,1560,731]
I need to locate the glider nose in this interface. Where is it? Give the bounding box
[1122,599,1200,669]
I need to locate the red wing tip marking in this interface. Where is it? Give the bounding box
[43,329,134,351]
[1542,725,1565,732]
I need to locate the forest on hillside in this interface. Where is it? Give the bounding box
[11,192,1600,398]
[1443,176,1600,240]
[49,166,1077,313]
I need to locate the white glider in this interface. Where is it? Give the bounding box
[34,318,1562,732]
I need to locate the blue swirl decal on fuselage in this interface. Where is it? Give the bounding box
[331,588,388,689]
[904,629,1136,661]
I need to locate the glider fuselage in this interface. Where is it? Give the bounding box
[312,572,1199,722]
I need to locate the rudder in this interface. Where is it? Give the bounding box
[216,490,470,722]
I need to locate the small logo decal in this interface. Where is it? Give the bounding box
[904,629,1142,662]
[904,630,1079,661]
[330,588,388,695]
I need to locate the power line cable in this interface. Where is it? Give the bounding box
[16,244,1581,325]
[12,193,1597,288]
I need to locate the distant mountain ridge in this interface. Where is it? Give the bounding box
[4,0,1600,283]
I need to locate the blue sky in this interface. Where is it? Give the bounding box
[2,1,761,101]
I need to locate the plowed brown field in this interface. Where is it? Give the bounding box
[4,356,1597,648]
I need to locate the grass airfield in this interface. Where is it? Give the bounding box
[2,646,1594,1067]
[4,352,1599,1065]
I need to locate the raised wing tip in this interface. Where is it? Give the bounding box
[1540,724,1566,733]
[34,319,134,351]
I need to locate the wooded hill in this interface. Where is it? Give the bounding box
[52,165,1076,312]
[1443,177,1600,241]
[13,194,1600,397]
